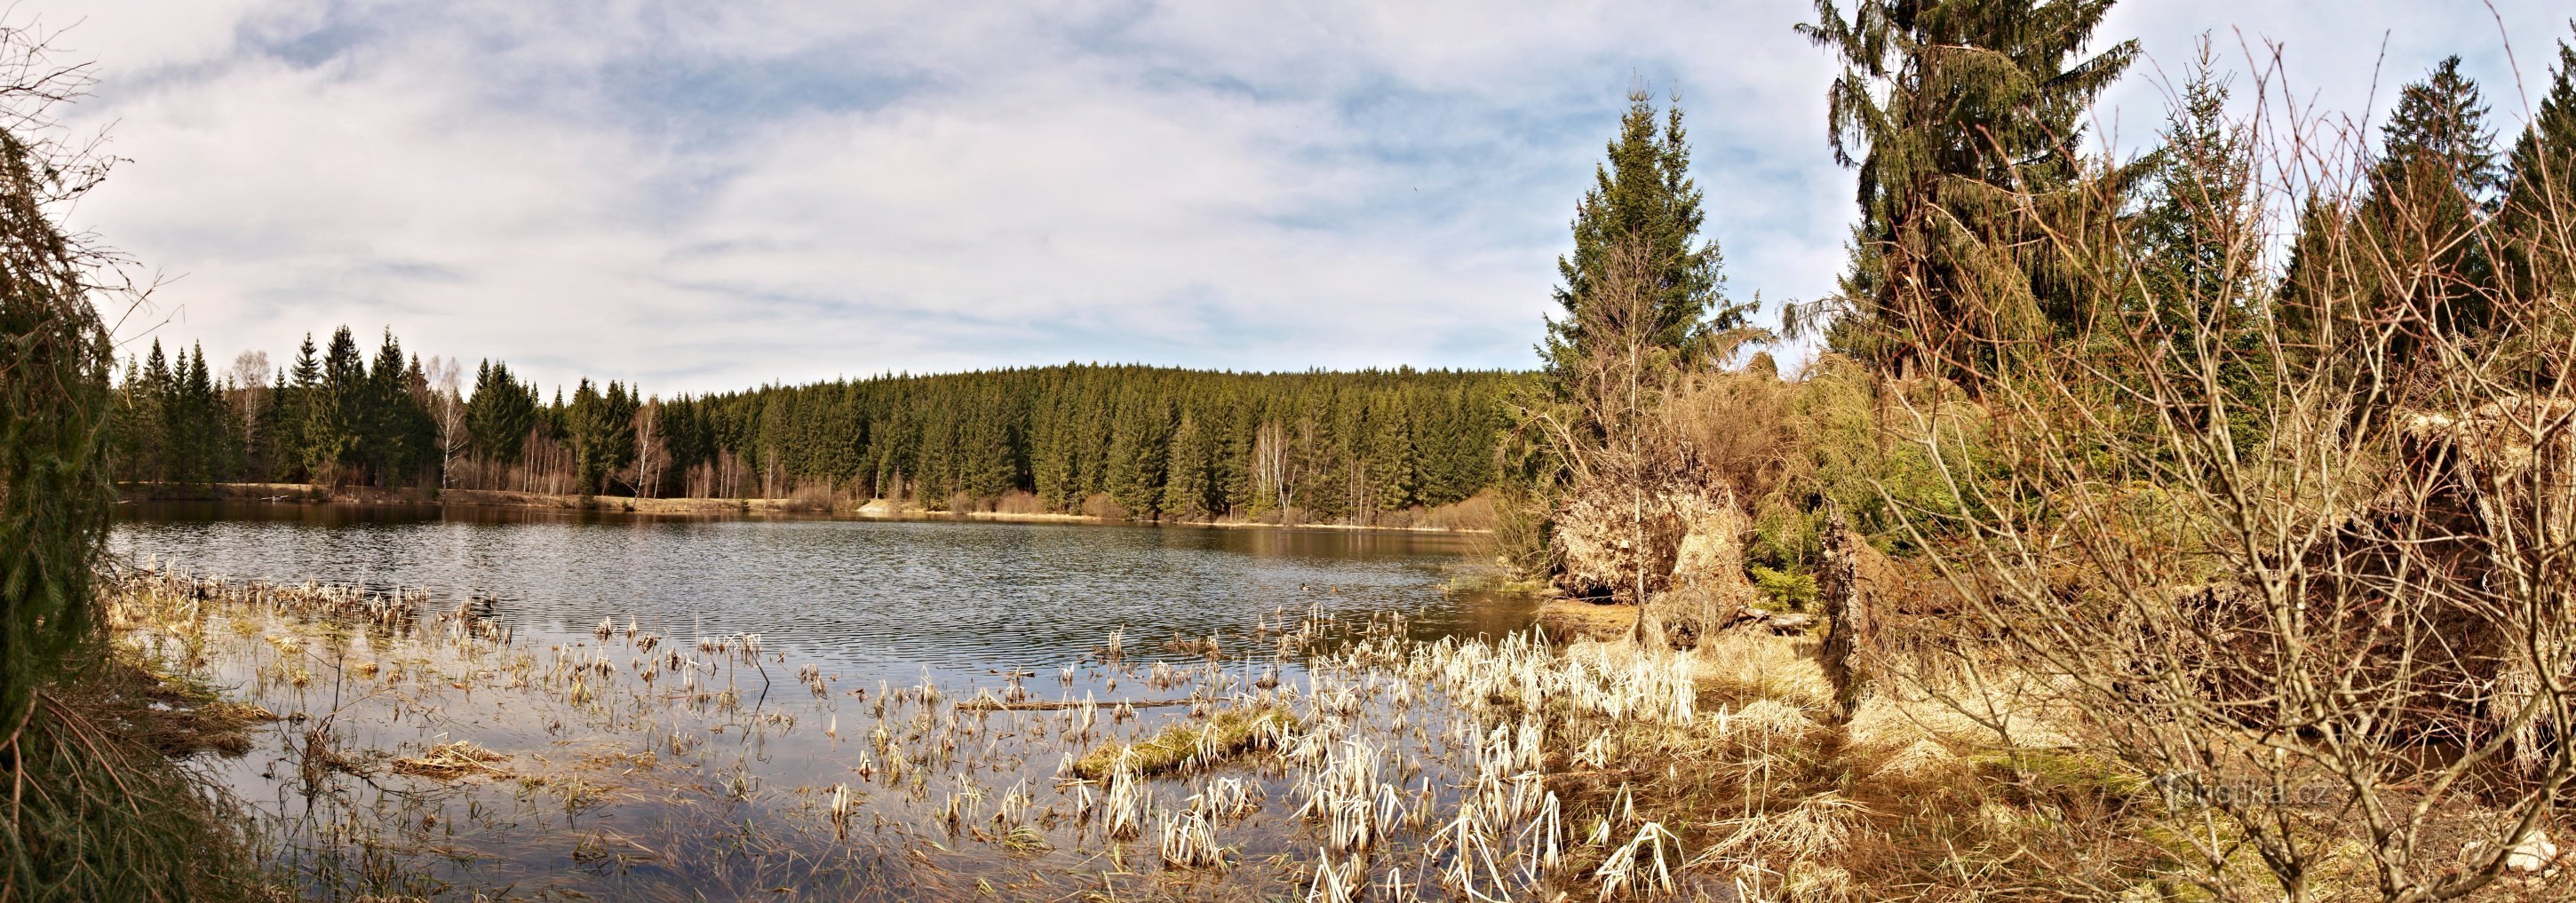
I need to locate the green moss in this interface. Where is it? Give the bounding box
[1073,707,1297,780]
[1972,749,2153,806]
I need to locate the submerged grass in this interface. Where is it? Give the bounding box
[104,561,2525,902]
[1074,707,1298,780]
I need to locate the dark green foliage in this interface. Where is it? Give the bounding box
[1793,0,2139,376]
[0,128,115,740]
[1543,89,1745,384]
[2135,50,2259,323]
[565,378,638,495]
[2129,47,2271,441]
[2498,26,2576,308]
[114,336,1523,519]
[652,364,1520,519]
[466,359,539,463]
[1507,85,1742,587]
[306,327,366,484]
[359,335,434,485]
[1748,564,1818,612]
[2353,57,2503,349]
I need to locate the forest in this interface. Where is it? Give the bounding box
[107,330,1521,523]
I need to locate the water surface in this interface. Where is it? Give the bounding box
[112,502,1542,899]
[114,501,1529,680]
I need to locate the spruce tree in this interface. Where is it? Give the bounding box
[365,330,417,485]
[1795,0,2138,376]
[1367,406,1417,515]
[1163,411,1215,520]
[2499,27,2576,305]
[467,360,537,465]
[134,340,171,482]
[311,327,366,485]
[257,369,290,480]
[2135,44,2259,321]
[1544,88,1741,386]
[1105,398,1171,519]
[179,344,219,484]
[2356,56,2502,347]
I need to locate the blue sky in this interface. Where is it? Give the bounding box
[31,0,2576,393]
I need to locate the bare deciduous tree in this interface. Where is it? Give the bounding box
[425,355,466,490]
[1252,419,1296,519]
[633,398,667,499]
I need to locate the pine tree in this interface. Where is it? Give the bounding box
[2498,28,2576,306]
[1162,410,1216,520]
[1794,0,2139,376]
[2355,56,2502,348]
[308,328,367,485]
[1544,88,1741,387]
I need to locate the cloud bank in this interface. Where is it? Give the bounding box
[28,0,2576,392]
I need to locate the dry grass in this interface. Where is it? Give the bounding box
[387,741,511,780]
[1072,707,1297,780]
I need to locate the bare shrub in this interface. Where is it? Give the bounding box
[1887,48,2576,903]
[1667,368,1798,503]
[1080,492,1128,521]
[993,490,1047,515]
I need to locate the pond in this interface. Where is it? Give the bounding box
[114,501,1531,681]
[109,502,1570,900]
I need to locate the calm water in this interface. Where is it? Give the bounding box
[112,501,1530,680]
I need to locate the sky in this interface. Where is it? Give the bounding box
[23,0,2576,394]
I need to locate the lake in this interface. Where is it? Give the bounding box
[109,501,1552,899]
[114,501,1533,681]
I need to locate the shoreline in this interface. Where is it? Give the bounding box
[119,482,1495,535]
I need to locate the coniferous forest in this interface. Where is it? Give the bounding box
[109,326,1521,523]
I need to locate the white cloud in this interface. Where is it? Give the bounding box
[21,0,2576,392]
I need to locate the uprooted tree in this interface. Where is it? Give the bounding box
[1511,87,1764,648]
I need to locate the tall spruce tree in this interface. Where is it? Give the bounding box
[1544,88,1741,387]
[2355,56,2502,350]
[310,327,366,484]
[129,341,171,482]
[1794,0,2139,376]
[1162,410,1216,519]
[467,360,538,464]
[176,344,220,484]
[2135,44,2259,321]
[2499,28,2576,306]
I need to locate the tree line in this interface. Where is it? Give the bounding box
[111,337,1523,522]
[1785,8,2575,391]
[1517,3,2576,604]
